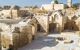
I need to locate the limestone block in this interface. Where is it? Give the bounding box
[13,33,20,49]
[1,33,12,49]
[21,26,32,44]
[27,33,32,43]
[13,26,33,49]
[35,16,49,34]
[1,25,33,50]
[13,32,28,48]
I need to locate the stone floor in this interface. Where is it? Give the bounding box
[18,32,80,50]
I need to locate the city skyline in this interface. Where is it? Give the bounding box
[0,0,79,7]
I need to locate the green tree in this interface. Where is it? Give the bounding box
[54,0,58,4]
[13,5,20,10]
[72,3,80,9]
[32,5,38,9]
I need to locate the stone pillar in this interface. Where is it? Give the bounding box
[56,24,61,33]
[46,16,49,35]
[32,24,37,40]
[56,23,63,33]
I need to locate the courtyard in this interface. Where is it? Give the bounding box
[18,32,80,50]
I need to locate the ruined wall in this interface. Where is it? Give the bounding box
[35,15,49,34]
[1,26,33,50]
[0,18,37,50]
[13,26,33,50]
[51,11,64,32]
[18,10,28,17]
[31,19,37,39]
[1,10,18,19]
[1,32,13,49]
[75,17,80,31]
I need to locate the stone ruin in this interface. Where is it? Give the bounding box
[0,17,37,50]
[0,8,80,50]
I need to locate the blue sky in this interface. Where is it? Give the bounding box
[0,0,79,7]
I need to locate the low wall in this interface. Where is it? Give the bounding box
[1,26,33,50]
[1,32,12,49]
[13,26,33,50]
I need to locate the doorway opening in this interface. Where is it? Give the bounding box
[37,24,45,32]
[49,23,57,33]
[64,21,79,32]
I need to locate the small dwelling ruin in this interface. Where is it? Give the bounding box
[0,17,37,50]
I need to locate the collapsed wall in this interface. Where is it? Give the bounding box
[1,25,33,50]
[0,18,37,50]
[35,15,49,34]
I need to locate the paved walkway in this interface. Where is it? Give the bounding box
[18,35,58,50]
[18,32,80,50]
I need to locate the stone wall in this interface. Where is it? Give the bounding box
[0,17,37,50]
[54,4,64,10]
[75,17,80,31]
[40,4,53,11]
[1,10,18,19]
[51,11,64,32]
[18,10,28,17]
[35,15,49,34]
[13,26,33,50]
[1,32,13,49]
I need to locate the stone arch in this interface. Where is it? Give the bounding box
[49,11,64,32]
[51,11,63,23]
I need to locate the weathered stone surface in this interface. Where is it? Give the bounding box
[35,16,49,34]
[1,32,12,49]
[13,26,33,49]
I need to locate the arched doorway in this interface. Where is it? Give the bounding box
[49,11,63,33]
[64,20,79,31]
[37,24,45,32]
[49,23,57,33]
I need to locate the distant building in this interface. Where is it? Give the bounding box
[0,9,29,19]
[0,6,3,11]
[54,4,64,10]
[40,4,53,11]
[40,0,64,11]
[0,10,19,19]
[67,0,72,7]
[3,5,11,10]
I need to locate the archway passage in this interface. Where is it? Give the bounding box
[37,24,45,32]
[49,23,57,33]
[64,21,79,31]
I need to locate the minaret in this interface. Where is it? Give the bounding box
[51,0,55,10]
[67,0,72,7]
